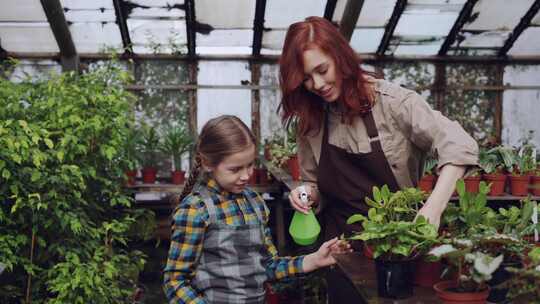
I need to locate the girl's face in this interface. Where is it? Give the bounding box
[302,47,341,102]
[207,145,256,194]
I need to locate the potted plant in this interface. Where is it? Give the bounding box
[464,168,482,193]
[138,125,161,184]
[504,247,540,302]
[532,167,540,196]
[418,154,437,193]
[479,146,514,196]
[125,126,142,186]
[509,143,536,196]
[159,125,193,185]
[429,235,505,303]
[268,139,299,180]
[346,186,438,299]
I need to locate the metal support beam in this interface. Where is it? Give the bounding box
[112,0,132,54]
[324,0,338,21]
[252,0,267,57]
[494,64,504,143]
[377,0,407,56]
[498,0,540,56]
[438,0,478,56]
[339,0,364,41]
[185,0,197,58]
[188,61,198,138]
[250,62,261,145]
[40,0,79,72]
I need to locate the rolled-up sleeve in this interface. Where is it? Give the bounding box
[298,134,319,185]
[392,89,479,173]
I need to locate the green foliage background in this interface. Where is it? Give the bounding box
[0,61,153,303]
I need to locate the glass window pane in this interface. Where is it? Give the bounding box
[350,28,385,53]
[60,0,113,9]
[128,0,184,7]
[333,0,397,27]
[135,60,189,86]
[64,9,116,22]
[70,23,123,53]
[452,31,509,48]
[0,23,59,52]
[261,30,286,54]
[196,0,255,28]
[382,62,435,107]
[265,0,326,28]
[0,0,48,21]
[463,0,535,31]
[197,89,252,132]
[198,61,250,86]
[508,27,540,56]
[127,19,187,54]
[196,29,252,48]
[130,7,185,19]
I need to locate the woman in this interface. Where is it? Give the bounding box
[279,17,478,303]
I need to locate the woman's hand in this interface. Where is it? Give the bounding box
[302,238,352,272]
[288,184,319,214]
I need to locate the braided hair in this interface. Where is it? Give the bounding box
[175,115,256,204]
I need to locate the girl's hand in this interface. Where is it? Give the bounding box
[303,238,352,272]
[288,185,318,214]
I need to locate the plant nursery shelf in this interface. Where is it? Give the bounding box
[449,194,540,201]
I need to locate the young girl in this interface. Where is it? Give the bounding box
[163,115,348,304]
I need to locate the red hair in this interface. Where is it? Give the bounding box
[279,16,374,137]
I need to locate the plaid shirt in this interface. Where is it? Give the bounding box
[163,178,304,303]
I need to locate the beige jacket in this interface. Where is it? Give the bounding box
[298,78,479,189]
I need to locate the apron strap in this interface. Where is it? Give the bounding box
[197,187,218,223]
[362,111,383,153]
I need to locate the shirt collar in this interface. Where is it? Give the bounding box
[204,177,243,199]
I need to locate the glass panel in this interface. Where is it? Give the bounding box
[333,0,397,27]
[395,10,459,37]
[130,7,185,19]
[502,65,540,146]
[265,0,326,28]
[135,60,189,86]
[64,9,116,22]
[533,11,540,25]
[463,0,535,31]
[0,0,47,21]
[70,23,123,53]
[60,0,113,9]
[382,62,435,107]
[445,64,500,145]
[7,59,62,83]
[260,63,279,86]
[392,42,444,55]
[452,31,509,48]
[261,30,286,54]
[350,28,385,53]
[197,89,252,132]
[128,0,184,6]
[196,29,252,47]
[195,0,255,28]
[0,23,59,52]
[198,61,251,86]
[508,27,540,56]
[127,19,187,54]
[196,46,252,55]
[260,89,285,141]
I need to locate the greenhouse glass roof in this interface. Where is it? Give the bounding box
[1,0,539,60]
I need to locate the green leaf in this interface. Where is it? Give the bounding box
[346,214,367,225]
[31,171,41,182]
[44,138,54,149]
[2,169,11,180]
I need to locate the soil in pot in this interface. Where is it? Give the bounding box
[433,280,490,304]
[374,259,414,299]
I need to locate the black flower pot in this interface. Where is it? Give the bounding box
[374,259,414,299]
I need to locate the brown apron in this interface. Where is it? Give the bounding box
[317,110,400,304]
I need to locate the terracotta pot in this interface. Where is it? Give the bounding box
[530,175,540,196]
[483,173,507,196]
[509,174,530,196]
[433,281,490,304]
[418,175,435,193]
[414,259,443,288]
[141,167,157,184]
[464,176,482,193]
[171,170,185,185]
[125,170,137,186]
[287,155,300,181]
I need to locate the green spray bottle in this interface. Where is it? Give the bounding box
[289,185,321,245]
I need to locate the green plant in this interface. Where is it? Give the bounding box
[505,247,540,302]
[422,153,437,176]
[497,197,539,237]
[441,179,497,236]
[138,124,161,168]
[159,125,193,171]
[428,235,505,292]
[125,126,142,170]
[267,136,297,168]
[479,145,514,174]
[513,143,537,175]
[0,60,153,303]
[346,186,438,260]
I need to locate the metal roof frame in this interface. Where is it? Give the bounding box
[377,0,407,56]
[438,0,479,56]
[498,0,540,56]
[339,0,364,41]
[112,0,132,55]
[252,0,267,57]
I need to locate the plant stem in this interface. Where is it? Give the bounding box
[25,230,36,304]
